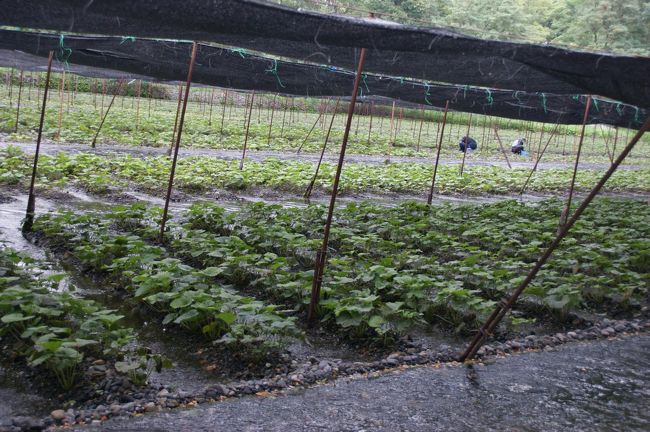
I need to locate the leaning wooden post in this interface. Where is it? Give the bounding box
[297,98,330,154]
[91,79,126,148]
[267,94,278,147]
[459,112,473,176]
[388,100,397,150]
[220,90,228,135]
[493,126,513,169]
[307,48,367,324]
[367,102,374,146]
[208,88,215,127]
[14,70,24,133]
[460,116,649,362]
[304,97,341,199]
[519,122,561,195]
[239,91,256,170]
[427,100,449,204]
[416,106,425,152]
[24,52,53,232]
[560,97,592,228]
[159,42,198,242]
[168,83,184,156]
[55,70,65,140]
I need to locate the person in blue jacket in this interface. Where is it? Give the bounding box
[459,136,478,152]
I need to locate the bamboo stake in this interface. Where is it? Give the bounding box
[427,101,450,204]
[55,70,65,140]
[305,98,341,199]
[24,52,53,232]
[160,42,198,242]
[14,70,23,133]
[91,80,125,148]
[239,91,256,170]
[168,83,184,156]
[307,48,367,324]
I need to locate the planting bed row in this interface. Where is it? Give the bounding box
[2,146,650,197]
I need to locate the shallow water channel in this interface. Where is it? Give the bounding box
[85,334,650,431]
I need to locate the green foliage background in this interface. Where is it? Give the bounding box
[275,0,650,55]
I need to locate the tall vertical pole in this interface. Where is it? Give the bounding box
[168,83,184,156]
[305,98,341,199]
[519,122,561,195]
[297,98,330,154]
[493,126,513,169]
[100,79,106,118]
[24,52,53,232]
[220,90,228,135]
[459,113,473,176]
[267,94,278,147]
[91,80,126,148]
[367,102,374,146]
[208,88,215,127]
[135,80,141,131]
[460,117,649,362]
[239,91,256,170]
[56,70,65,140]
[148,82,153,118]
[307,48,367,324]
[427,101,449,205]
[280,99,288,137]
[159,42,198,242]
[560,97,592,227]
[14,70,24,133]
[416,106,425,152]
[388,100,396,153]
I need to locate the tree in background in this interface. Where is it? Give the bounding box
[274,0,649,55]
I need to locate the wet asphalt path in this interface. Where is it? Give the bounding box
[85,334,650,432]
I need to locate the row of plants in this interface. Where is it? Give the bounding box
[2,83,646,163]
[0,246,157,389]
[2,146,649,196]
[29,209,303,357]
[29,197,650,344]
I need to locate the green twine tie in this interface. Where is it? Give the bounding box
[424,83,432,105]
[229,48,247,58]
[615,103,624,117]
[463,85,469,99]
[590,96,599,112]
[362,73,370,94]
[265,59,286,88]
[539,92,548,114]
[485,89,493,106]
[57,34,73,68]
[119,36,136,44]
[512,91,524,105]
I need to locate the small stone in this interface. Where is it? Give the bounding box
[144,402,157,413]
[290,374,302,383]
[567,331,577,339]
[601,327,615,337]
[157,389,170,397]
[93,359,106,366]
[50,410,66,421]
[614,323,626,332]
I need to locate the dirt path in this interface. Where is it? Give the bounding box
[2,139,646,171]
[85,333,650,432]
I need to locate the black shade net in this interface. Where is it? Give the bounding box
[0,30,645,129]
[1,0,649,108]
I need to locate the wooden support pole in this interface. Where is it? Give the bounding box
[519,122,561,195]
[24,52,53,232]
[459,113,473,176]
[135,79,141,131]
[459,116,649,362]
[160,42,198,242]
[560,97,592,227]
[427,100,449,204]
[208,88,215,127]
[239,91,256,170]
[168,83,184,156]
[267,94,278,147]
[91,79,125,148]
[388,100,396,152]
[367,102,374,146]
[493,126,513,169]
[56,70,65,140]
[307,48,367,324]
[297,98,330,154]
[416,106,425,152]
[220,90,228,135]
[305,98,341,199]
[14,70,24,133]
[100,79,106,118]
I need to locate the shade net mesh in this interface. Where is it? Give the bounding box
[1,0,648,109]
[0,30,645,129]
